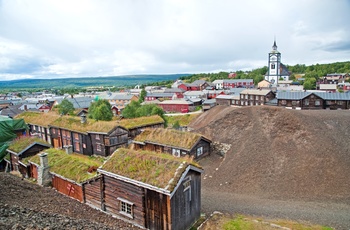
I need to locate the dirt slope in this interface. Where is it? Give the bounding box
[189,105,350,202]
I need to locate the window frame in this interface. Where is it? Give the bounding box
[117,197,134,219]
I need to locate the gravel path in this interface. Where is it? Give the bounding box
[201,189,350,230]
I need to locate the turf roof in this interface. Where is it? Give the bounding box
[8,137,49,153]
[27,148,105,183]
[100,148,201,191]
[15,111,60,127]
[133,128,203,150]
[117,115,164,129]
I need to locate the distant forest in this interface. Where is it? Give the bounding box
[1,61,350,93]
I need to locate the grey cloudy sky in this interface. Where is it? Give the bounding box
[1,0,350,81]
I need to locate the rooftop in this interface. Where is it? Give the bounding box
[27,148,104,183]
[134,128,209,150]
[99,148,201,191]
[15,111,60,127]
[7,137,50,153]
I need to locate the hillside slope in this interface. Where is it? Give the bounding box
[189,105,350,202]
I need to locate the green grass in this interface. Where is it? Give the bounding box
[8,137,49,153]
[26,148,105,183]
[101,148,201,191]
[165,113,200,127]
[223,215,255,230]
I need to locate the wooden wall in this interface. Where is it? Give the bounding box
[52,175,84,202]
[144,189,170,230]
[103,175,146,227]
[170,170,201,230]
[83,176,103,209]
[30,163,38,179]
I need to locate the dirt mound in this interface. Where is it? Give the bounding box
[189,106,350,202]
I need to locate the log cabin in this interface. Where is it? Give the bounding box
[49,115,129,156]
[132,128,211,159]
[277,91,350,110]
[95,148,202,230]
[15,111,59,145]
[6,137,50,178]
[117,115,165,139]
[26,148,104,202]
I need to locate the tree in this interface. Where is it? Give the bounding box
[122,100,140,118]
[303,78,316,90]
[88,99,113,121]
[58,99,75,115]
[138,89,147,103]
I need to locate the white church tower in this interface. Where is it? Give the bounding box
[265,39,290,85]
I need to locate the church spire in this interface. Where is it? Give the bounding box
[272,38,277,51]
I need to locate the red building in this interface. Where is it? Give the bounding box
[158,100,194,113]
[223,79,254,89]
[178,83,200,91]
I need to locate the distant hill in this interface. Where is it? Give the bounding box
[0,74,190,90]
[189,106,350,202]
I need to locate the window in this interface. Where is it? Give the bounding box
[96,134,100,140]
[281,100,286,105]
[292,101,297,106]
[74,133,79,140]
[183,176,192,203]
[337,101,343,105]
[271,64,276,69]
[74,142,80,152]
[304,99,309,106]
[52,129,56,134]
[183,176,191,191]
[172,149,181,157]
[315,100,321,106]
[197,146,203,157]
[96,144,101,152]
[117,198,133,218]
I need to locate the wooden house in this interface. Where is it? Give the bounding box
[118,115,165,139]
[158,99,194,113]
[177,83,200,91]
[240,89,275,106]
[6,137,50,177]
[16,111,59,145]
[94,148,203,230]
[276,91,350,110]
[133,128,211,159]
[202,99,216,111]
[27,148,103,202]
[223,79,254,89]
[50,116,129,157]
[215,95,239,106]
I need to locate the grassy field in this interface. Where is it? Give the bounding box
[197,213,333,230]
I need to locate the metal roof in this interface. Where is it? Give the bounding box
[240,89,273,96]
[277,91,350,100]
[314,92,350,100]
[277,91,311,100]
[223,79,253,83]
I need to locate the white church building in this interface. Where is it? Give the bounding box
[265,40,291,85]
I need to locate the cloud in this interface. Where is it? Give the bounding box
[0,0,350,81]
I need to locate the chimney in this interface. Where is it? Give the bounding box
[80,113,87,124]
[24,105,28,111]
[38,152,51,186]
[64,145,73,154]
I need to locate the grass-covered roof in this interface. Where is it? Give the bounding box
[134,128,204,150]
[117,115,164,129]
[51,116,119,133]
[8,137,49,153]
[27,148,105,183]
[17,111,164,134]
[100,148,201,191]
[15,111,60,127]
